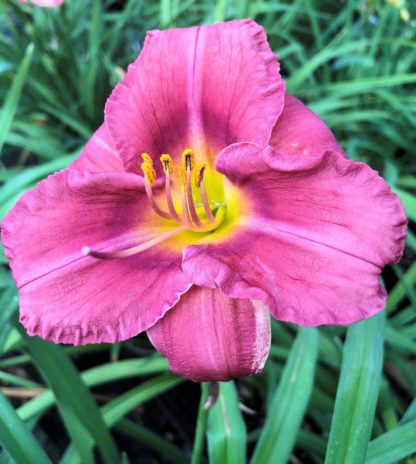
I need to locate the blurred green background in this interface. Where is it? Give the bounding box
[0,0,415,463]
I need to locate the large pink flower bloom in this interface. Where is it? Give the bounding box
[1,20,406,382]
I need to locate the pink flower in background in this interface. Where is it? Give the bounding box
[1,20,407,381]
[20,0,64,7]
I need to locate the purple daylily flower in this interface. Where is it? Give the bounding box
[1,20,406,381]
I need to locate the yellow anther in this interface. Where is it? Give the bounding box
[140,153,156,185]
[193,164,206,188]
[181,148,195,171]
[141,153,153,166]
[160,154,175,175]
[141,162,156,186]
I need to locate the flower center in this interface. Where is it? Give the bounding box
[141,148,224,233]
[83,149,231,260]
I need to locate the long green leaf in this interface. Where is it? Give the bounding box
[14,321,120,464]
[324,312,385,464]
[0,287,18,353]
[0,154,77,218]
[0,389,51,464]
[0,43,34,155]
[393,187,416,223]
[17,356,169,421]
[251,327,319,464]
[207,381,246,464]
[287,40,368,91]
[102,373,182,426]
[115,418,188,464]
[387,261,416,312]
[61,373,183,464]
[365,420,416,464]
[191,382,211,464]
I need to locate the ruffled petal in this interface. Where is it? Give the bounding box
[105,19,284,173]
[181,144,407,326]
[270,94,344,157]
[1,169,191,344]
[147,286,270,382]
[71,123,124,173]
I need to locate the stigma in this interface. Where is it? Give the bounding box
[141,148,222,233]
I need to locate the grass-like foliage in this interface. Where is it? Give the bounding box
[0,0,415,462]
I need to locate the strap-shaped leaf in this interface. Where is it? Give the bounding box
[61,373,183,464]
[0,43,34,155]
[0,389,51,464]
[14,320,120,464]
[207,381,247,464]
[251,327,319,464]
[365,419,416,464]
[325,311,385,464]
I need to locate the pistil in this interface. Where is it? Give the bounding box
[83,224,188,259]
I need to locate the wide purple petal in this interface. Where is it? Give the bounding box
[71,123,124,173]
[270,94,344,157]
[105,20,285,173]
[1,169,191,344]
[181,143,407,326]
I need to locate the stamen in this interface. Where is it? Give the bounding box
[141,153,153,165]
[160,155,183,224]
[193,164,205,188]
[140,153,156,186]
[185,168,203,227]
[181,181,194,229]
[198,167,216,224]
[143,182,172,220]
[141,153,172,220]
[181,148,195,171]
[139,149,222,233]
[179,149,202,226]
[160,154,175,175]
[195,206,225,233]
[83,224,188,259]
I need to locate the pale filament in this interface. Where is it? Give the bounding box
[164,168,182,223]
[83,225,188,259]
[185,164,203,227]
[83,150,223,260]
[149,151,221,232]
[144,181,171,220]
[181,185,194,229]
[200,178,216,224]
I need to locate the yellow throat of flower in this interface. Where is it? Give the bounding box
[82,148,246,260]
[140,148,243,236]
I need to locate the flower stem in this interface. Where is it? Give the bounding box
[191,382,211,464]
